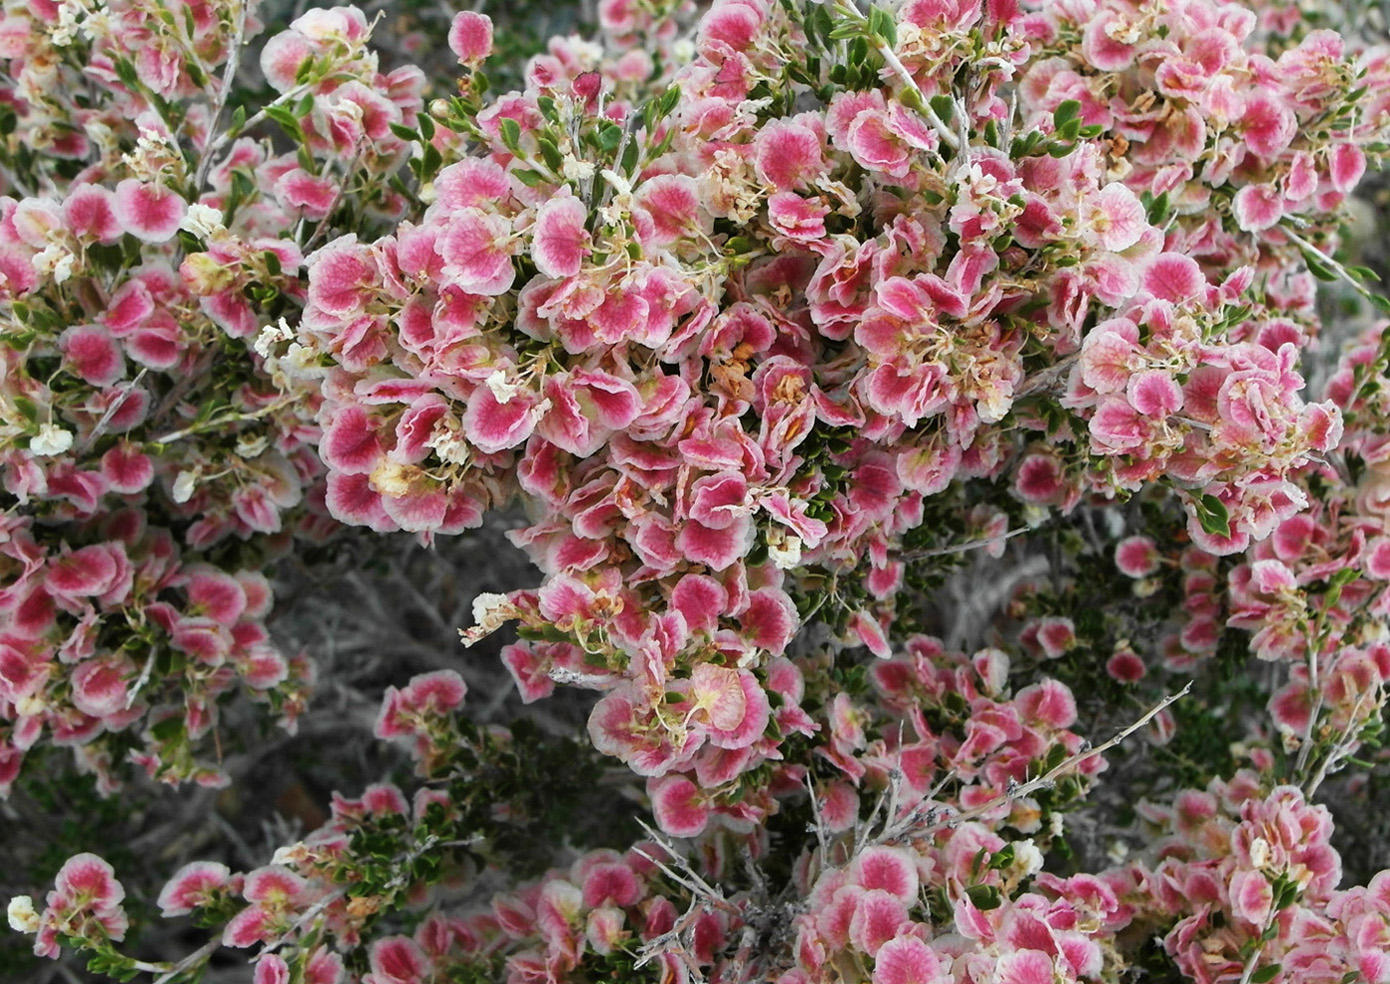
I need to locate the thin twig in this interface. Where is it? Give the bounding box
[191,0,252,192]
[151,936,223,984]
[885,682,1192,840]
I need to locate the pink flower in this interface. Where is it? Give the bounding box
[376,670,468,740]
[633,174,703,246]
[448,11,493,64]
[308,237,379,317]
[1241,93,1296,160]
[848,890,910,955]
[46,544,122,598]
[675,514,753,571]
[1091,183,1148,253]
[440,209,516,295]
[365,936,433,984]
[996,949,1055,984]
[1016,679,1078,729]
[849,609,893,659]
[112,180,186,243]
[99,443,153,494]
[63,185,121,243]
[254,955,291,984]
[768,192,829,242]
[158,862,233,917]
[277,169,339,220]
[688,471,749,530]
[688,664,770,749]
[1128,370,1183,417]
[463,384,544,454]
[1233,184,1285,232]
[850,847,919,902]
[1034,617,1076,658]
[1115,536,1160,577]
[739,588,797,655]
[1106,649,1147,683]
[532,196,590,279]
[1328,143,1366,192]
[650,774,710,837]
[501,643,558,703]
[1143,253,1205,302]
[873,935,946,984]
[53,853,125,913]
[753,118,827,191]
[58,324,124,386]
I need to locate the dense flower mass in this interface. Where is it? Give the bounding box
[3,0,1390,982]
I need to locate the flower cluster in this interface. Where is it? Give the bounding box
[4,1,1390,984]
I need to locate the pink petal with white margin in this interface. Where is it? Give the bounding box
[1093,183,1147,253]
[99,443,153,494]
[1329,143,1366,193]
[739,587,797,654]
[462,386,540,454]
[63,185,121,243]
[367,937,433,984]
[848,890,910,956]
[1232,184,1284,232]
[157,861,231,917]
[996,950,1055,984]
[633,173,702,245]
[532,196,591,279]
[448,10,493,63]
[113,179,186,243]
[1127,369,1183,416]
[1016,678,1078,729]
[55,852,126,910]
[649,774,709,837]
[872,935,946,984]
[501,643,556,703]
[441,209,516,295]
[675,514,753,571]
[1143,253,1204,302]
[850,846,919,901]
[849,609,892,659]
[59,324,124,386]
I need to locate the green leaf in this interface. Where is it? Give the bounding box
[537,136,564,174]
[389,122,419,142]
[264,250,282,277]
[1249,964,1281,984]
[620,137,640,175]
[1053,99,1081,130]
[929,94,955,125]
[264,104,300,133]
[1194,494,1231,538]
[597,121,624,152]
[964,884,1001,910]
[498,117,522,153]
[421,144,443,179]
[867,5,897,46]
[150,716,184,743]
[418,113,436,141]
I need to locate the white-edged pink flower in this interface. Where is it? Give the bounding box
[112,180,186,243]
[531,196,591,279]
[448,11,493,65]
[650,774,710,837]
[872,934,947,984]
[157,861,232,917]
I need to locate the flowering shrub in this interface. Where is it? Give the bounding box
[4,0,1390,982]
